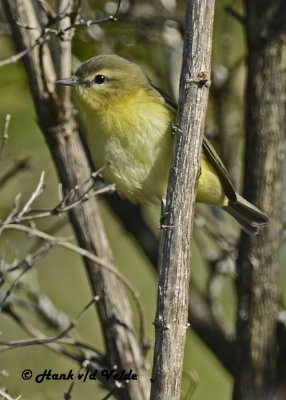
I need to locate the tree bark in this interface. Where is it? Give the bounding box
[4,1,149,399]
[233,1,286,399]
[149,1,215,399]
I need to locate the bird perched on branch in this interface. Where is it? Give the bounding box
[57,54,268,235]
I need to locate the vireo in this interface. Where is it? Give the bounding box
[57,54,268,235]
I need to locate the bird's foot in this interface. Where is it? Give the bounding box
[159,198,174,230]
[171,124,183,135]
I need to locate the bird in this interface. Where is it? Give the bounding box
[56,54,269,235]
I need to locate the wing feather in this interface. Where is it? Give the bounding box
[152,85,237,202]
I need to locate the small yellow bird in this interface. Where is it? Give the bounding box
[57,54,268,235]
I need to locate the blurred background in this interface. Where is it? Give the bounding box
[0,0,285,399]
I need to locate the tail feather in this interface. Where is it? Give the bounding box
[224,193,269,236]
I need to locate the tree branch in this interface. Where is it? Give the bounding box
[150,1,216,399]
[233,1,286,398]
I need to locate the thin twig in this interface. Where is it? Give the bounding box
[0,388,21,400]
[36,0,57,19]
[2,304,104,359]
[0,242,53,311]
[0,169,114,226]
[1,223,147,346]
[16,183,114,221]
[3,307,113,395]
[5,294,69,330]
[62,16,117,33]
[0,30,51,67]
[113,0,122,21]
[27,217,68,254]
[1,0,121,68]
[0,193,21,236]
[0,296,99,349]
[57,0,72,19]
[101,384,123,400]
[64,362,89,400]
[182,370,199,400]
[0,114,11,161]
[14,171,45,222]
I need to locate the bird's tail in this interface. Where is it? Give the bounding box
[224,193,269,236]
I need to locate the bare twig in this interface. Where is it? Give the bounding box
[16,183,114,221]
[0,388,21,400]
[1,223,147,346]
[101,385,124,400]
[0,0,122,68]
[27,217,69,254]
[0,296,100,349]
[0,169,115,227]
[3,308,118,395]
[64,361,91,400]
[3,308,114,396]
[0,30,51,67]
[62,16,119,34]
[0,114,11,161]
[181,370,199,400]
[0,193,21,236]
[111,0,122,21]
[36,0,57,20]
[62,0,122,31]
[2,303,104,359]
[0,242,53,311]
[5,294,69,330]
[14,171,45,222]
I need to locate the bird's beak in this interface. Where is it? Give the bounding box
[56,76,83,87]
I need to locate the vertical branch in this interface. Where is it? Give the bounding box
[150,1,215,399]
[234,1,286,399]
[55,0,74,115]
[3,2,149,399]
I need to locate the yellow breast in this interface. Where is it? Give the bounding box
[79,90,174,204]
[77,89,227,207]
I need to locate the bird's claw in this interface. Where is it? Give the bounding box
[171,124,183,135]
[159,198,174,230]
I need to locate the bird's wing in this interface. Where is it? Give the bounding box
[152,85,237,202]
[202,137,237,202]
[152,85,178,110]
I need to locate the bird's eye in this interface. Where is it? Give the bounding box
[94,75,106,84]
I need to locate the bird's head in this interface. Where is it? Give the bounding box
[56,54,151,112]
